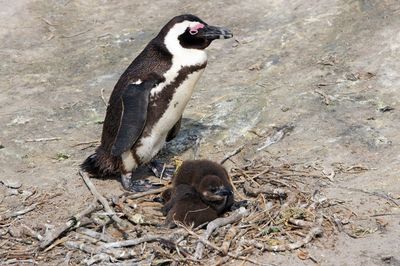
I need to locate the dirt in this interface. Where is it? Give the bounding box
[1,0,400,265]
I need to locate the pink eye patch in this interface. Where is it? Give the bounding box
[189,23,205,35]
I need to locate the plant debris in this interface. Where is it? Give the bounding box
[0,156,379,265]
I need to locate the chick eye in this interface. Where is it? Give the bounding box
[209,187,217,193]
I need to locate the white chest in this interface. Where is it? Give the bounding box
[136,68,205,162]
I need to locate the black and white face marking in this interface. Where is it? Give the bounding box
[162,15,233,51]
[179,23,233,49]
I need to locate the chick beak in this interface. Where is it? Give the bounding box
[215,187,233,196]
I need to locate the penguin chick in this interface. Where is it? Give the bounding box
[171,160,234,213]
[164,184,218,228]
[81,15,233,192]
[197,174,234,215]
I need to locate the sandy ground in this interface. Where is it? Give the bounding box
[1,0,400,265]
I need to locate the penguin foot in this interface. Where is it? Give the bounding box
[127,179,161,193]
[148,160,176,180]
[121,173,133,191]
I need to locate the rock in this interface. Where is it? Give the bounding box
[0,179,22,189]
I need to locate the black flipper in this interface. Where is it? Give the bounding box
[111,79,159,156]
[166,116,182,142]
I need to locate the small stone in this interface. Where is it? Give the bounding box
[0,179,22,189]
[379,106,394,113]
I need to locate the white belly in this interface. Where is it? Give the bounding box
[136,69,205,162]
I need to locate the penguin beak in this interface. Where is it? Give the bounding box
[198,25,233,40]
[215,187,233,196]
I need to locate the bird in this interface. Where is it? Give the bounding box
[163,184,219,228]
[161,160,234,225]
[81,14,233,192]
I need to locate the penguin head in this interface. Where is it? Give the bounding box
[159,14,233,51]
[198,174,233,212]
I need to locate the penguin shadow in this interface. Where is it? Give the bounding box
[158,117,225,161]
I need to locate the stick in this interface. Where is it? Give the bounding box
[245,213,323,252]
[194,207,249,260]
[220,145,245,165]
[79,170,131,229]
[180,223,265,265]
[76,228,116,242]
[21,224,43,241]
[40,17,57,26]
[64,241,138,260]
[337,185,399,206]
[25,137,61,142]
[288,218,313,228]
[84,254,111,266]
[61,28,91,38]
[243,183,287,199]
[100,88,108,107]
[221,226,238,255]
[257,125,294,151]
[314,89,331,105]
[98,235,165,250]
[71,140,99,147]
[123,186,168,200]
[40,201,100,249]
[0,203,38,220]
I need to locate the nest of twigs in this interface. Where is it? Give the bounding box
[1,157,356,265]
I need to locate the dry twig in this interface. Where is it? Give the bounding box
[0,203,38,221]
[40,201,100,249]
[79,170,131,229]
[100,88,108,107]
[180,223,265,265]
[25,137,61,142]
[194,207,249,260]
[220,145,245,165]
[123,186,169,200]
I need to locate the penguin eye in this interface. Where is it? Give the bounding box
[189,28,198,35]
[188,23,204,35]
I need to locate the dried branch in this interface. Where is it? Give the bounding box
[180,222,265,265]
[0,203,38,220]
[100,88,108,107]
[76,228,116,242]
[79,170,131,229]
[337,185,399,206]
[71,140,99,147]
[220,144,245,165]
[221,226,238,255]
[21,224,43,241]
[314,89,331,105]
[98,235,167,250]
[64,241,139,261]
[40,201,100,249]
[194,207,249,260]
[288,218,314,228]
[25,137,61,142]
[245,213,323,252]
[243,183,287,199]
[123,186,168,200]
